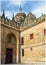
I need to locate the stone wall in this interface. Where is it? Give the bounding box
[21,21,45,63]
[1,23,20,64]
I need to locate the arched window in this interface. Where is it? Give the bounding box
[6,33,16,44]
[8,35,12,43]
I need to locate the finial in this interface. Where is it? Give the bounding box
[13,13,14,19]
[41,13,43,16]
[19,5,22,12]
[12,13,15,21]
[2,10,5,17]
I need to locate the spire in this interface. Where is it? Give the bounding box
[2,10,5,17]
[12,13,15,22]
[41,13,43,16]
[12,14,14,20]
[19,5,22,12]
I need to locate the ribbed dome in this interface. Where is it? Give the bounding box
[15,12,26,17]
[15,13,26,23]
[15,6,26,22]
[15,6,26,17]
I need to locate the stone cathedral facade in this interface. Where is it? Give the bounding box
[0,7,46,64]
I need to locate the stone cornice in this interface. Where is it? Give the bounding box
[1,23,20,32]
[0,14,46,32]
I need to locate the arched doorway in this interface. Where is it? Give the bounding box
[5,33,17,64]
[5,48,13,64]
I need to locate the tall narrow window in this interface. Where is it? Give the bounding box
[22,49,24,56]
[30,33,33,39]
[21,37,24,45]
[8,36,12,43]
[44,29,46,35]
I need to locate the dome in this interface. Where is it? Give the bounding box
[15,12,26,17]
[15,13,26,23]
[15,6,26,22]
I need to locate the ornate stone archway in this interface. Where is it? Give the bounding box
[5,33,17,64]
[5,33,17,44]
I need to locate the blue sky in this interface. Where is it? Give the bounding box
[0,0,46,19]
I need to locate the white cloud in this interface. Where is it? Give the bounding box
[0,10,17,19]
[1,0,27,6]
[5,11,12,19]
[5,10,19,20]
[0,11,2,16]
[9,0,40,6]
[5,11,18,20]
[32,3,46,18]
[9,0,26,6]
